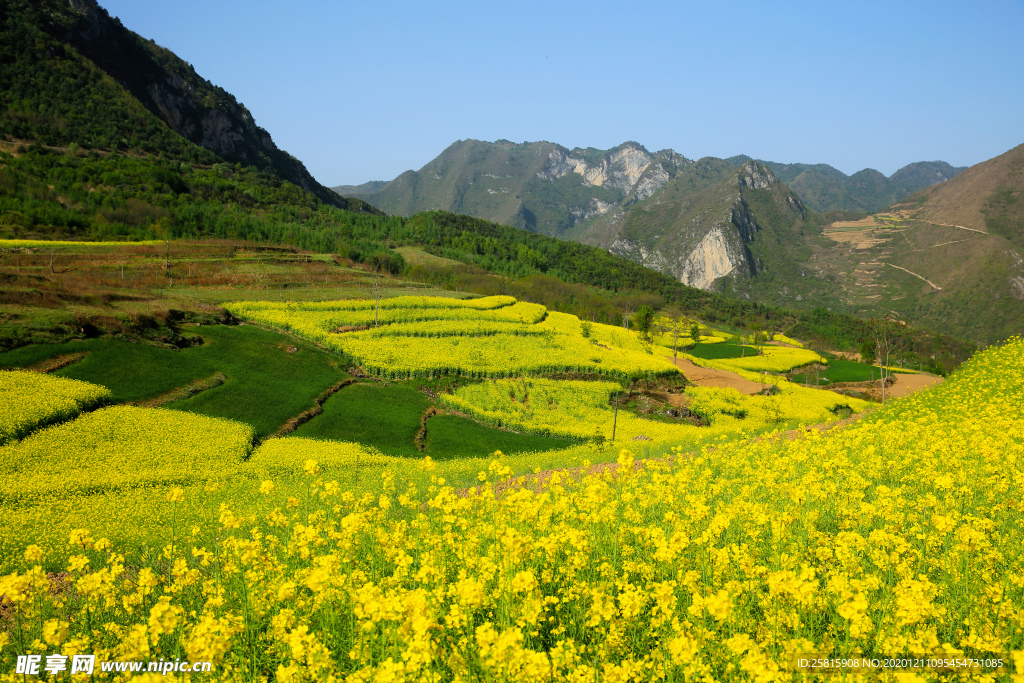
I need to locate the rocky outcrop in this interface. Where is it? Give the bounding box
[597,160,804,293]
[736,161,777,190]
[1009,275,1024,301]
[570,198,618,222]
[608,238,672,274]
[537,144,655,192]
[633,163,671,202]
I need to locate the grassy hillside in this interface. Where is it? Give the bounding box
[790,143,1024,344]
[910,142,1024,245]
[0,0,981,360]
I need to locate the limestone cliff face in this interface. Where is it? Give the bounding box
[737,162,777,190]
[633,163,671,202]
[678,227,748,289]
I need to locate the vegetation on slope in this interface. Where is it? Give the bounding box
[0,0,359,206]
[726,155,966,213]
[0,0,978,368]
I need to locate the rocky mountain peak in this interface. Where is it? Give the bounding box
[736,161,779,190]
[537,143,654,191]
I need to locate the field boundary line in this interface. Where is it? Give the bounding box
[265,378,358,440]
[21,352,89,374]
[911,218,988,234]
[130,371,227,408]
[415,406,444,451]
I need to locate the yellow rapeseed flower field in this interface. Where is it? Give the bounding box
[695,345,826,374]
[438,377,868,444]
[5,322,1019,681]
[226,297,677,379]
[0,370,111,444]
[0,406,254,561]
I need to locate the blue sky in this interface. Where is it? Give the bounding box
[101,0,1024,185]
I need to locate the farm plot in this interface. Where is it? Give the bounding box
[0,370,110,444]
[439,376,869,444]
[226,297,677,379]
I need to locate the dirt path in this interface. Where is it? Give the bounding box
[884,262,942,290]
[828,372,943,401]
[886,372,944,399]
[667,356,763,395]
[911,218,988,235]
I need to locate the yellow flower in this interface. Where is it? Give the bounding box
[68,528,94,548]
[42,619,69,646]
[166,487,184,503]
[67,554,90,572]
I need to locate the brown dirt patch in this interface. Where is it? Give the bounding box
[823,226,902,249]
[667,356,763,395]
[828,373,943,401]
[886,372,944,399]
[643,390,689,408]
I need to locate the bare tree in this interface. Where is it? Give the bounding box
[619,299,637,330]
[665,307,685,364]
[611,389,619,442]
[868,314,908,405]
[750,322,767,356]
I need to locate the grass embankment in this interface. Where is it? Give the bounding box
[687,343,758,360]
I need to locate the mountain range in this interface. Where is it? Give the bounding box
[333,139,964,225]
[335,140,1022,343]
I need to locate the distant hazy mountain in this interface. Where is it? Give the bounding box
[335,140,692,237]
[725,156,966,213]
